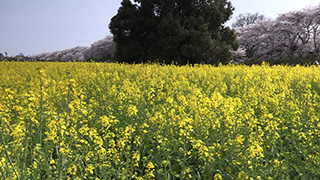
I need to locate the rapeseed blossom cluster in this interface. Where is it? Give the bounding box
[0,62,320,179]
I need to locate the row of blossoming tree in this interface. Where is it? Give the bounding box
[235,5,320,64]
[31,36,116,62]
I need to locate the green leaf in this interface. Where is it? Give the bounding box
[292,165,300,173]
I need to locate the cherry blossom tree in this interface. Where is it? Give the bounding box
[32,36,116,62]
[232,12,265,28]
[235,5,320,64]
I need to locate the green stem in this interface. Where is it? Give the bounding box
[0,118,21,180]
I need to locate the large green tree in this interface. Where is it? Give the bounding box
[109,0,238,64]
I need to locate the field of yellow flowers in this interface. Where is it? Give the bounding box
[0,62,320,179]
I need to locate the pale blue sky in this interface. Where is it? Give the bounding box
[1,0,319,56]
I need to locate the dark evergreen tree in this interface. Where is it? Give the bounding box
[109,0,239,64]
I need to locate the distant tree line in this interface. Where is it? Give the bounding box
[30,36,116,62]
[0,52,35,62]
[4,2,320,65]
[234,5,320,65]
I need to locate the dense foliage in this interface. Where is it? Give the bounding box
[1,62,320,179]
[109,0,239,65]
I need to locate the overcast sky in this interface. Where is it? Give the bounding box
[1,0,319,56]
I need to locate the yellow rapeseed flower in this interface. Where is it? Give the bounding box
[214,173,223,180]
